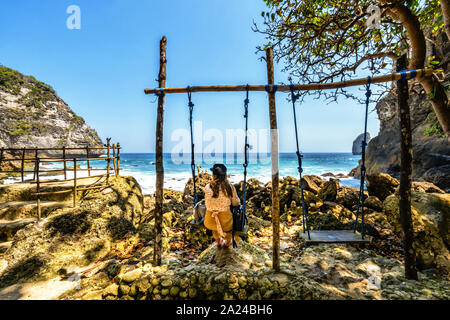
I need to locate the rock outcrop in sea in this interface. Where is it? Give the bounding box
[352,133,371,155]
[0,66,103,156]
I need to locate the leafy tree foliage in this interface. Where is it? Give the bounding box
[254,0,450,135]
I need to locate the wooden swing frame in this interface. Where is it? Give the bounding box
[145,36,433,271]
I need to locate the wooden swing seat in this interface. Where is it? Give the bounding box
[300,230,371,244]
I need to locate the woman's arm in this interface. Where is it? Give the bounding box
[204,184,213,209]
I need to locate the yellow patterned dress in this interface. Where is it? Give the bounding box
[203,183,240,242]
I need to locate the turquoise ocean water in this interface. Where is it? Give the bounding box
[5,153,361,195]
[118,153,361,194]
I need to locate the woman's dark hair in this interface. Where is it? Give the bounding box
[210,173,233,198]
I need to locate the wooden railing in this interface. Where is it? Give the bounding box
[0,139,121,220]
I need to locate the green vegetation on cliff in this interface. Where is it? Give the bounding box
[0,66,56,105]
[424,111,446,139]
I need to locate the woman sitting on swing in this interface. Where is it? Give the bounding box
[204,164,240,249]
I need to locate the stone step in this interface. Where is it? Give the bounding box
[0,218,36,242]
[0,241,12,254]
[0,201,70,221]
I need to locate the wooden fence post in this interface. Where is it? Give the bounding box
[266,48,280,272]
[33,149,38,181]
[86,146,91,177]
[112,144,117,177]
[116,143,121,176]
[36,157,41,221]
[396,54,418,280]
[154,36,167,267]
[21,148,25,182]
[0,148,3,173]
[73,158,77,208]
[63,146,67,180]
[106,138,111,183]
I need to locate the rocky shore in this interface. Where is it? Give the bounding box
[0,173,448,300]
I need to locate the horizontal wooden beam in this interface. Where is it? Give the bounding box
[0,147,121,152]
[0,157,113,162]
[144,69,434,95]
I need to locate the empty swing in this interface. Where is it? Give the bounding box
[291,79,373,244]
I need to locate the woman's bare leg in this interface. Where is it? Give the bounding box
[223,232,233,248]
[212,231,223,247]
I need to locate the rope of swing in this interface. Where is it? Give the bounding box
[242,85,250,230]
[353,77,372,239]
[289,84,310,240]
[187,86,198,205]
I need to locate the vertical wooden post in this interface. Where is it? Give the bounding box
[266,48,280,271]
[116,143,121,176]
[154,36,167,267]
[73,158,77,208]
[397,54,418,280]
[21,148,26,182]
[33,149,38,181]
[106,138,111,183]
[86,146,91,177]
[36,157,41,221]
[63,147,67,180]
[0,148,4,173]
[112,144,117,177]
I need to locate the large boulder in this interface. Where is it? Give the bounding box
[234,178,264,200]
[336,186,360,210]
[366,173,400,201]
[301,175,323,194]
[422,165,450,192]
[246,188,272,220]
[308,202,354,231]
[411,181,445,194]
[365,196,383,212]
[318,179,339,202]
[183,171,212,207]
[383,192,450,273]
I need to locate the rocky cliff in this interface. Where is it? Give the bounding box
[359,82,449,190]
[352,34,450,191]
[0,66,103,154]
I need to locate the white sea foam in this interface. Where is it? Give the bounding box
[3,155,360,195]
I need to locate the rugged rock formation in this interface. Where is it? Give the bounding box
[351,34,450,190]
[383,192,450,273]
[0,66,103,156]
[0,176,144,288]
[359,83,450,190]
[352,133,371,155]
[366,173,400,201]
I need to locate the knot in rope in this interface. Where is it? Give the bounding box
[265,84,278,94]
[290,84,300,102]
[154,88,165,97]
[365,77,372,99]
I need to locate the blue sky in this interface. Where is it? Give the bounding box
[0,0,380,153]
